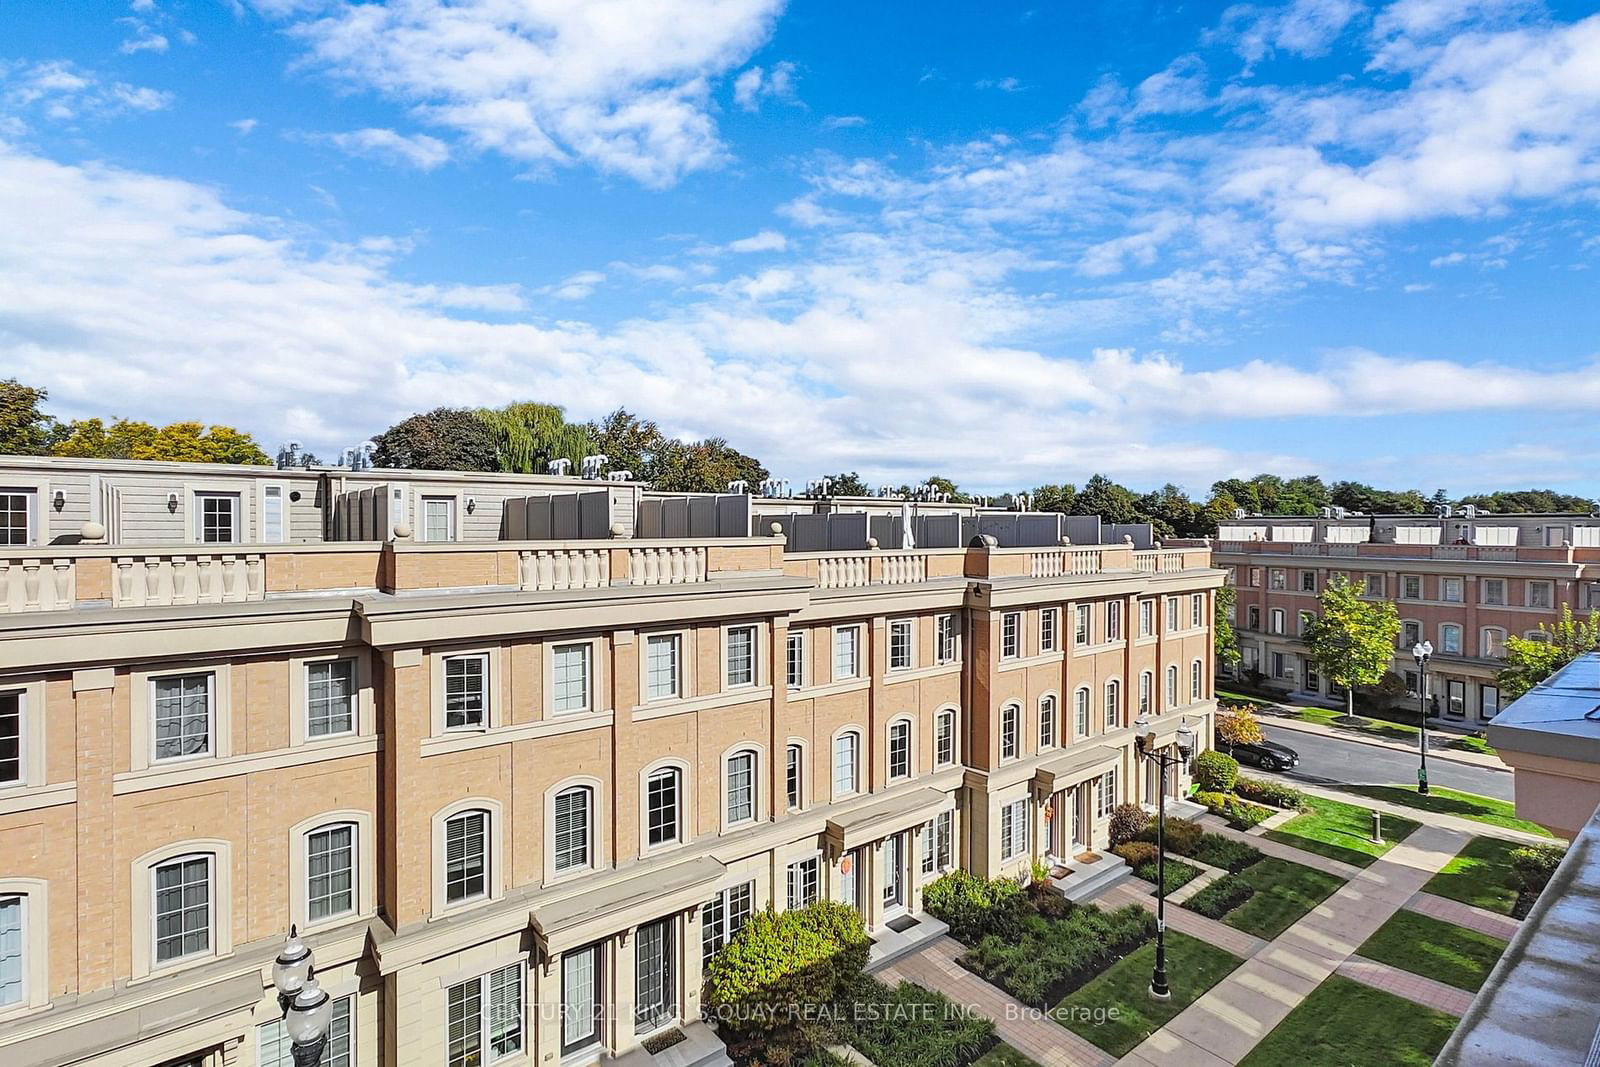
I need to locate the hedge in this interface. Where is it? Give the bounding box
[922,870,1029,943]
[833,974,998,1067]
[1185,874,1255,919]
[1234,775,1306,810]
[958,903,1156,1007]
[1194,750,1239,792]
[1112,841,1158,868]
[1193,790,1275,830]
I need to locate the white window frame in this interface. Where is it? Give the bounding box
[1364,573,1384,597]
[1074,686,1090,737]
[1038,694,1057,750]
[1165,595,1179,632]
[1440,623,1463,655]
[1072,604,1089,647]
[193,491,241,544]
[1000,703,1020,761]
[258,482,287,545]
[1191,593,1204,629]
[1105,679,1120,727]
[1191,659,1203,702]
[1001,612,1022,660]
[785,742,804,810]
[1480,627,1507,659]
[305,822,358,926]
[443,652,491,730]
[446,964,524,1067]
[0,488,39,547]
[724,624,758,689]
[786,630,806,690]
[149,671,217,765]
[887,718,913,780]
[888,618,915,671]
[1270,608,1285,635]
[151,853,215,968]
[643,633,684,703]
[1481,578,1506,606]
[305,658,358,739]
[935,613,959,664]
[999,798,1029,861]
[1441,577,1464,603]
[1096,770,1117,818]
[1042,607,1061,652]
[0,684,45,789]
[1165,665,1179,710]
[934,708,957,767]
[419,494,458,543]
[260,995,355,1067]
[553,786,595,874]
[551,642,594,715]
[1401,574,1422,600]
[1106,601,1124,641]
[445,809,493,902]
[832,730,861,799]
[644,766,684,851]
[833,625,862,681]
[1526,580,1554,609]
[432,799,505,915]
[786,856,820,910]
[1138,672,1152,717]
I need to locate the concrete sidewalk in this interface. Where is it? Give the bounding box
[1119,823,1470,1065]
[1287,779,1557,847]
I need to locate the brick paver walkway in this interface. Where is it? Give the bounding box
[1337,956,1476,1015]
[1119,823,1470,1065]
[1404,890,1520,941]
[877,936,1114,1067]
[1094,882,1267,960]
[1197,816,1366,880]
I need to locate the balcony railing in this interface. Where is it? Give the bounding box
[112,552,265,607]
[0,557,75,613]
[625,546,707,586]
[1029,548,1103,577]
[1132,550,1191,573]
[517,547,611,591]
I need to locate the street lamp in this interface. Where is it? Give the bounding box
[1133,713,1196,1001]
[1412,641,1433,796]
[272,927,333,1066]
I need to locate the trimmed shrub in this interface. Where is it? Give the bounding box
[704,901,869,1062]
[1108,802,1149,847]
[1185,874,1256,919]
[834,974,997,1067]
[922,870,1028,943]
[1112,841,1159,867]
[1131,857,1201,894]
[1510,845,1564,896]
[1193,790,1274,831]
[1194,749,1240,792]
[1190,833,1264,873]
[1235,775,1306,810]
[957,903,1156,1007]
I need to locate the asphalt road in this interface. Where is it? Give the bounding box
[1257,722,1515,802]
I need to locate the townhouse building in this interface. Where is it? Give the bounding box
[0,455,1219,1067]
[1214,508,1600,723]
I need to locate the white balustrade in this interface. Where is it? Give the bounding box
[815,555,871,589]
[879,553,928,585]
[519,548,611,591]
[1029,549,1102,577]
[0,557,76,613]
[112,553,265,608]
[626,546,706,586]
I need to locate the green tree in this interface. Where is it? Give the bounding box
[1215,585,1241,670]
[1073,473,1139,524]
[1459,489,1597,513]
[651,437,768,493]
[51,417,269,464]
[824,471,871,496]
[1136,483,1203,538]
[477,401,592,474]
[1031,482,1078,514]
[370,407,499,471]
[586,408,667,480]
[1304,574,1401,717]
[0,379,55,455]
[1497,605,1600,700]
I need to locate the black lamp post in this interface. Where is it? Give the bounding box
[1134,713,1196,1001]
[1411,641,1433,796]
[273,926,333,1066]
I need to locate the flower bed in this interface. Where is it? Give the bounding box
[1133,817,1265,872]
[1185,873,1255,918]
[1234,775,1307,810]
[833,974,999,1067]
[1193,790,1276,830]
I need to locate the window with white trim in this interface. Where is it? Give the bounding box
[1441,624,1463,655]
[1072,604,1089,647]
[726,625,756,688]
[1139,672,1152,716]
[1401,575,1422,599]
[701,882,754,965]
[195,492,239,544]
[1165,596,1179,632]
[834,626,861,680]
[1190,659,1203,701]
[1481,578,1506,605]
[999,798,1029,861]
[260,995,353,1067]
[153,854,212,964]
[306,824,356,923]
[1000,704,1020,761]
[1299,570,1316,593]
[935,810,953,870]
[306,660,356,738]
[1074,687,1089,736]
[888,720,911,780]
[0,894,24,1007]
[1038,695,1056,749]
[0,491,34,546]
[447,964,523,1067]
[1138,598,1154,637]
[1165,665,1178,709]
[786,631,806,690]
[1191,594,1204,628]
[1095,769,1117,817]
[1105,679,1120,727]
[0,691,22,786]
[1527,581,1554,608]
[445,811,489,902]
[152,673,214,762]
[552,643,592,714]
[1042,607,1061,652]
[832,733,859,796]
[1441,577,1464,603]
[1106,601,1123,641]
[1481,627,1507,658]
[920,821,937,876]
[646,768,681,848]
[936,614,958,664]
[1270,608,1285,634]
[1269,569,1286,590]
[1299,610,1315,636]
[421,496,457,543]
[888,619,914,671]
[444,654,488,729]
[725,750,756,824]
[785,744,803,809]
[1365,574,1385,597]
[1001,612,1021,659]
[1402,620,1422,648]
[935,710,956,766]
[646,635,681,701]
[553,788,592,872]
[260,484,286,545]
[786,857,819,909]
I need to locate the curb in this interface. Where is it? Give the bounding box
[1255,715,1508,773]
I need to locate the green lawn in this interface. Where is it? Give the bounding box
[1356,910,1508,992]
[1217,688,1499,756]
[1220,856,1346,939]
[1340,784,1553,838]
[971,1046,1042,1067]
[1238,975,1459,1067]
[1131,857,1203,896]
[1423,835,1528,915]
[1264,796,1420,867]
[1448,734,1496,756]
[1053,931,1242,1057]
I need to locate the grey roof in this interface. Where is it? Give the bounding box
[1487,653,1600,765]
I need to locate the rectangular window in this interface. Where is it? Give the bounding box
[1481,685,1501,720]
[1000,706,1019,761]
[1300,570,1316,592]
[888,722,911,779]
[0,895,22,1007]
[554,789,591,871]
[725,752,755,824]
[0,491,33,546]
[1138,673,1152,716]
[307,825,356,923]
[1138,599,1154,637]
[260,995,354,1067]
[1271,651,1288,679]
[1106,601,1123,641]
[1001,612,1021,659]
[935,810,953,870]
[153,856,211,963]
[1441,625,1463,655]
[552,643,592,714]
[786,857,819,910]
[999,799,1029,861]
[888,619,914,670]
[785,746,802,809]
[1191,594,1204,628]
[1038,697,1056,749]
[1072,605,1088,647]
[260,484,285,544]
[1403,620,1422,648]
[0,691,21,785]
[1365,574,1385,597]
[786,631,806,690]
[1075,688,1089,736]
[832,734,858,796]
[1096,770,1116,818]
[725,626,756,688]
[444,655,488,728]
[646,770,680,848]
[1481,579,1506,605]
[1249,567,1262,588]
[1402,575,1422,599]
[1269,569,1286,590]
[1043,608,1061,652]
[1105,682,1120,727]
[701,882,754,965]
[445,812,488,901]
[306,660,356,738]
[935,712,955,766]
[645,635,681,701]
[833,626,860,680]
[936,614,958,664]
[152,673,213,762]
[920,821,936,876]
[422,496,456,543]
[195,492,239,544]
[1441,578,1464,603]
[1270,609,1285,634]
[1247,605,1260,630]
[1298,611,1315,635]
[1165,596,1179,632]
[447,964,523,1067]
[1527,581,1553,608]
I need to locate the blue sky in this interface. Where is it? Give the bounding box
[2,0,1599,497]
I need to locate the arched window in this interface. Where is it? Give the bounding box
[833,731,861,797]
[934,709,957,767]
[1139,671,1153,716]
[1440,624,1463,655]
[305,822,357,923]
[785,743,804,810]
[1000,704,1020,760]
[445,810,491,900]
[553,788,592,872]
[1480,627,1507,658]
[1038,695,1057,749]
[1074,687,1090,736]
[1165,665,1178,709]
[1190,659,1203,702]
[725,750,757,825]
[645,767,682,848]
[887,719,912,780]
[1104,679,1120,727]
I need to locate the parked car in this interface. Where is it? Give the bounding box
[1222,737,1300,772]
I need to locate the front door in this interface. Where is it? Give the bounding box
[1447,680,1467,719]
[1481,684,1500,720]
[882,833,905,915]
[562,941,604,1055]
[1070,786,1086,854]
[634,918,676,1035]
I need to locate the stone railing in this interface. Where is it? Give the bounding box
[0,557,76,613]
[112,552,265,608]
[626,545,707,586]
[517,547,610,591]
[1132,550,1190,574]
[1028,548,1103,577]
[816,554,873,589]
[786,548,956,590]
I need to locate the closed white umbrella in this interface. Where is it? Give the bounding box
[901,502,916,550]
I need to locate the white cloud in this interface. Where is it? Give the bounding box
[732,60,798,112]
[119,24,170,54]
[976,76,1024,92]
[1132,55,1210,116]
[229,117,259,135]
[265,0,785,187]
[541,270,606,301]
[1217,0,1362,69]
[0,60,173,125]
[320,127,450,169]
[726,230,787,253]
[1430,251,1467,266]
[820,114,867,130]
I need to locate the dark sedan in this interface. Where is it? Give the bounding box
[1221,737,1300,772]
